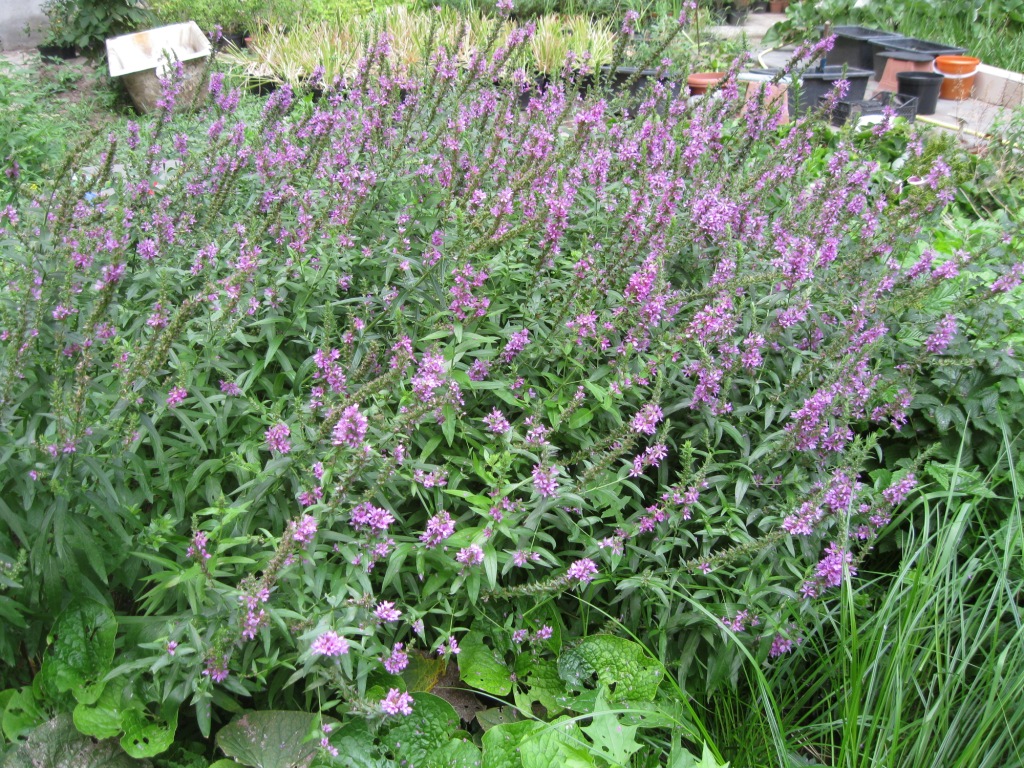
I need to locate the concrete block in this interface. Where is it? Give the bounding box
[973,63,1024,108]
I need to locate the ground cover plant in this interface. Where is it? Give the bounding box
[1,7,1023,766]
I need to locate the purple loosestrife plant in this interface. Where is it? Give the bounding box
[0,25,1020,728]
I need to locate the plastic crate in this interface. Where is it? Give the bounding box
[867,35,966,62]
[820,91,918,126]
[825,26,901,70]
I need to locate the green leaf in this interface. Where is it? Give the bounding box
[2,687,45,742]
[567,408,593,429]
[44,602,116,704]
[329,720,390,768]
[431,736,481,768]
[216,711,321,768]
[72,681,123,739]
[475,707,521,732]
[402,652,447,693]
[668,742,730,768]
[557,636,664,702]
[580,689,643,767]
[381,693,460,767]
[482,721,544,768]
[119,707,176,759]
[519,717,596,768]
[1,715,148,768]
[459,632,512,696]
[512,659,565,716]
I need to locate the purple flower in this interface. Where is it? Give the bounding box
[381,688,414,716]
[374,601,402,623]
[468,359,492,381]
[382,642,409,674]
[311,631,350,657]
[265,422,291,454]
[500,329,530,363]
[166,386,188,407]
[187,531,211,561]
[483,408,511,434]
[924,314,957,354]
[291,514,318,544]
[350,502,394,532]
[630,404,663,435]
[456,544,485,566]
[815,542,856,588]
[882,473,916,506]
[532,463,559,498]
[991,263,1023,293]
[781,502,824,536]
[769,634,795,657]
[220,380,242,395]
[420,510,455,548]
[629,443,668,477]
[332,404,368,448]
[566,558,598,585]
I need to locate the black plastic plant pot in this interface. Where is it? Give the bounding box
[867,36,966,63]
[247,79,278,97]
[795,65,872,114]
[896,71,943,115]
[824,26,900,70]
[37,44,77,60]
[599,66,656,97]
[218,32,247,50]
[725,8,750,25]
[872,50,933,81]
[516,75,550,110]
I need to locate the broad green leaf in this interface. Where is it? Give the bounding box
[557,636,664,702]
[459,632,512,696]
[381,693,460,767]
[119,707,176,759]
[216,711,320,768]
[2,687,45,742]
[1,715,148,768]
[519,717,596,768]
[668,742,730,768]
[0,689,12,745]
[402,652,447,693]
[45,602,116,704]
[475,706,521,732]
[580,689,643,767]
[329,720,390,768]
[72,682,123,739]
[482,720,544,768]
[431,736,481,768]
[512,659,565,716]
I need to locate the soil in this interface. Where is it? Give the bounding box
[1,49,130,130]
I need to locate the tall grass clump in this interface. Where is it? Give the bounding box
[715,429,1024,767]
[0,13,1022,755]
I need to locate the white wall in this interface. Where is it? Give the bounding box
[1,0,48,50]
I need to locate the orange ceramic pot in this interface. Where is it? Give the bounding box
[687,72,726,96]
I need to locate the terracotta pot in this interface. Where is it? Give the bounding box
[687,72,726,96]
[769,0,789,12]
